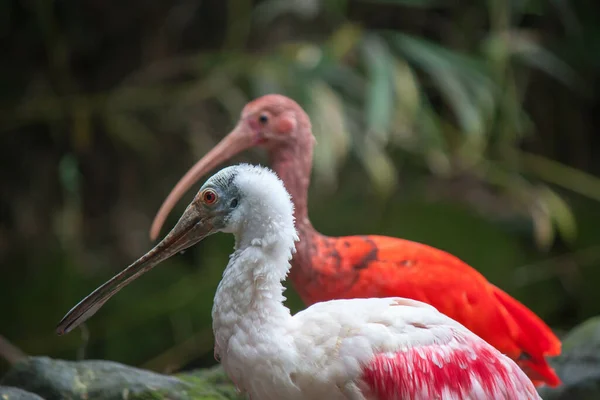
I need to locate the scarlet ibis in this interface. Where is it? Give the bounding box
[149,94,561,387]
[58,164,541,399]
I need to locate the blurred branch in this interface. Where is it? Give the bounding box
[0,335,27,365]
[76,324,90,361]
[1,50,259,131]
[519,151,600,202]
[1,83,213,125]
[513,245,600,287]
[141,328,214,373]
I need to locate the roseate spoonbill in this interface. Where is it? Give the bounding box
[57,164,542,399]
[148,94,561,387]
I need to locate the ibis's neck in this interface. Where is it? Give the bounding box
[269,131,328,294]
[269,134,315,239]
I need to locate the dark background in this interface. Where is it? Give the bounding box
[1,0,599,376]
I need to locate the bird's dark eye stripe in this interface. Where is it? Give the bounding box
[230,198,239,208]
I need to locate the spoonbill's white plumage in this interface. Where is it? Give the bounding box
[57,164,541,400]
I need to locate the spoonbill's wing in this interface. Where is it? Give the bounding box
[292,297,541,400]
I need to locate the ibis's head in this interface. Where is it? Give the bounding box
[149,94,313,241]
[56,164,294,336]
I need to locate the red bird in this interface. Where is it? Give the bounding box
[149,94,561,387]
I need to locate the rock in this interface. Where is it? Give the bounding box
[538,316,600,399]
[0,386,44,400]
[1,357,243,400]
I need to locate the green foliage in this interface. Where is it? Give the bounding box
[3,0,594,247]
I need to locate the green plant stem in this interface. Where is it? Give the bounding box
[520,152,600,202]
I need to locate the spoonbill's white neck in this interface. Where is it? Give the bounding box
[211,164,299,371]
[215,218,296,327]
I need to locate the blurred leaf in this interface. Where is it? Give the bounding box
[326,23,363,61]
[415,99,451,175]
[389,33,493,140]
[308,81,350,190]
[507,180,577,249]
[321,64,366,101]
[294,44,324,70]
[500,30,583,91]
[531,194,555,251]
[357,135,397,196]
[540,186,578,244]
[253,0,320,25]
[520,152,600,203]
[361,34,395,144]
[390,59,420,143]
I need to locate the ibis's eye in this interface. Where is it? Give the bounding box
[202,189,218,205]
[258,114,269,124]
[230,198,239,208]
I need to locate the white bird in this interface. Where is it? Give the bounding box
[57,164,542,400]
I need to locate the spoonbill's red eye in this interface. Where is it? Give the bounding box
[258,114,269,124]
[202,189,218,205]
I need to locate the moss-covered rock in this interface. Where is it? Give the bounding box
[0,386,44,400]
[1,357,243,400]
[538,316,600,400]
[176,368,242,400]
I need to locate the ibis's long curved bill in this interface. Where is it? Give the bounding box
[150,124,255,241]
[56,203,214,335]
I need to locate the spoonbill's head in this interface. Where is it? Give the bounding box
[149,94,313,241]
[56,164,294,336]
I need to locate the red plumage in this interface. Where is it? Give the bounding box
[361,333,541,399]
[149,94,561,387]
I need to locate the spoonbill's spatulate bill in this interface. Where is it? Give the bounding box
[148,94,561,387]
[58,164,541,399]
